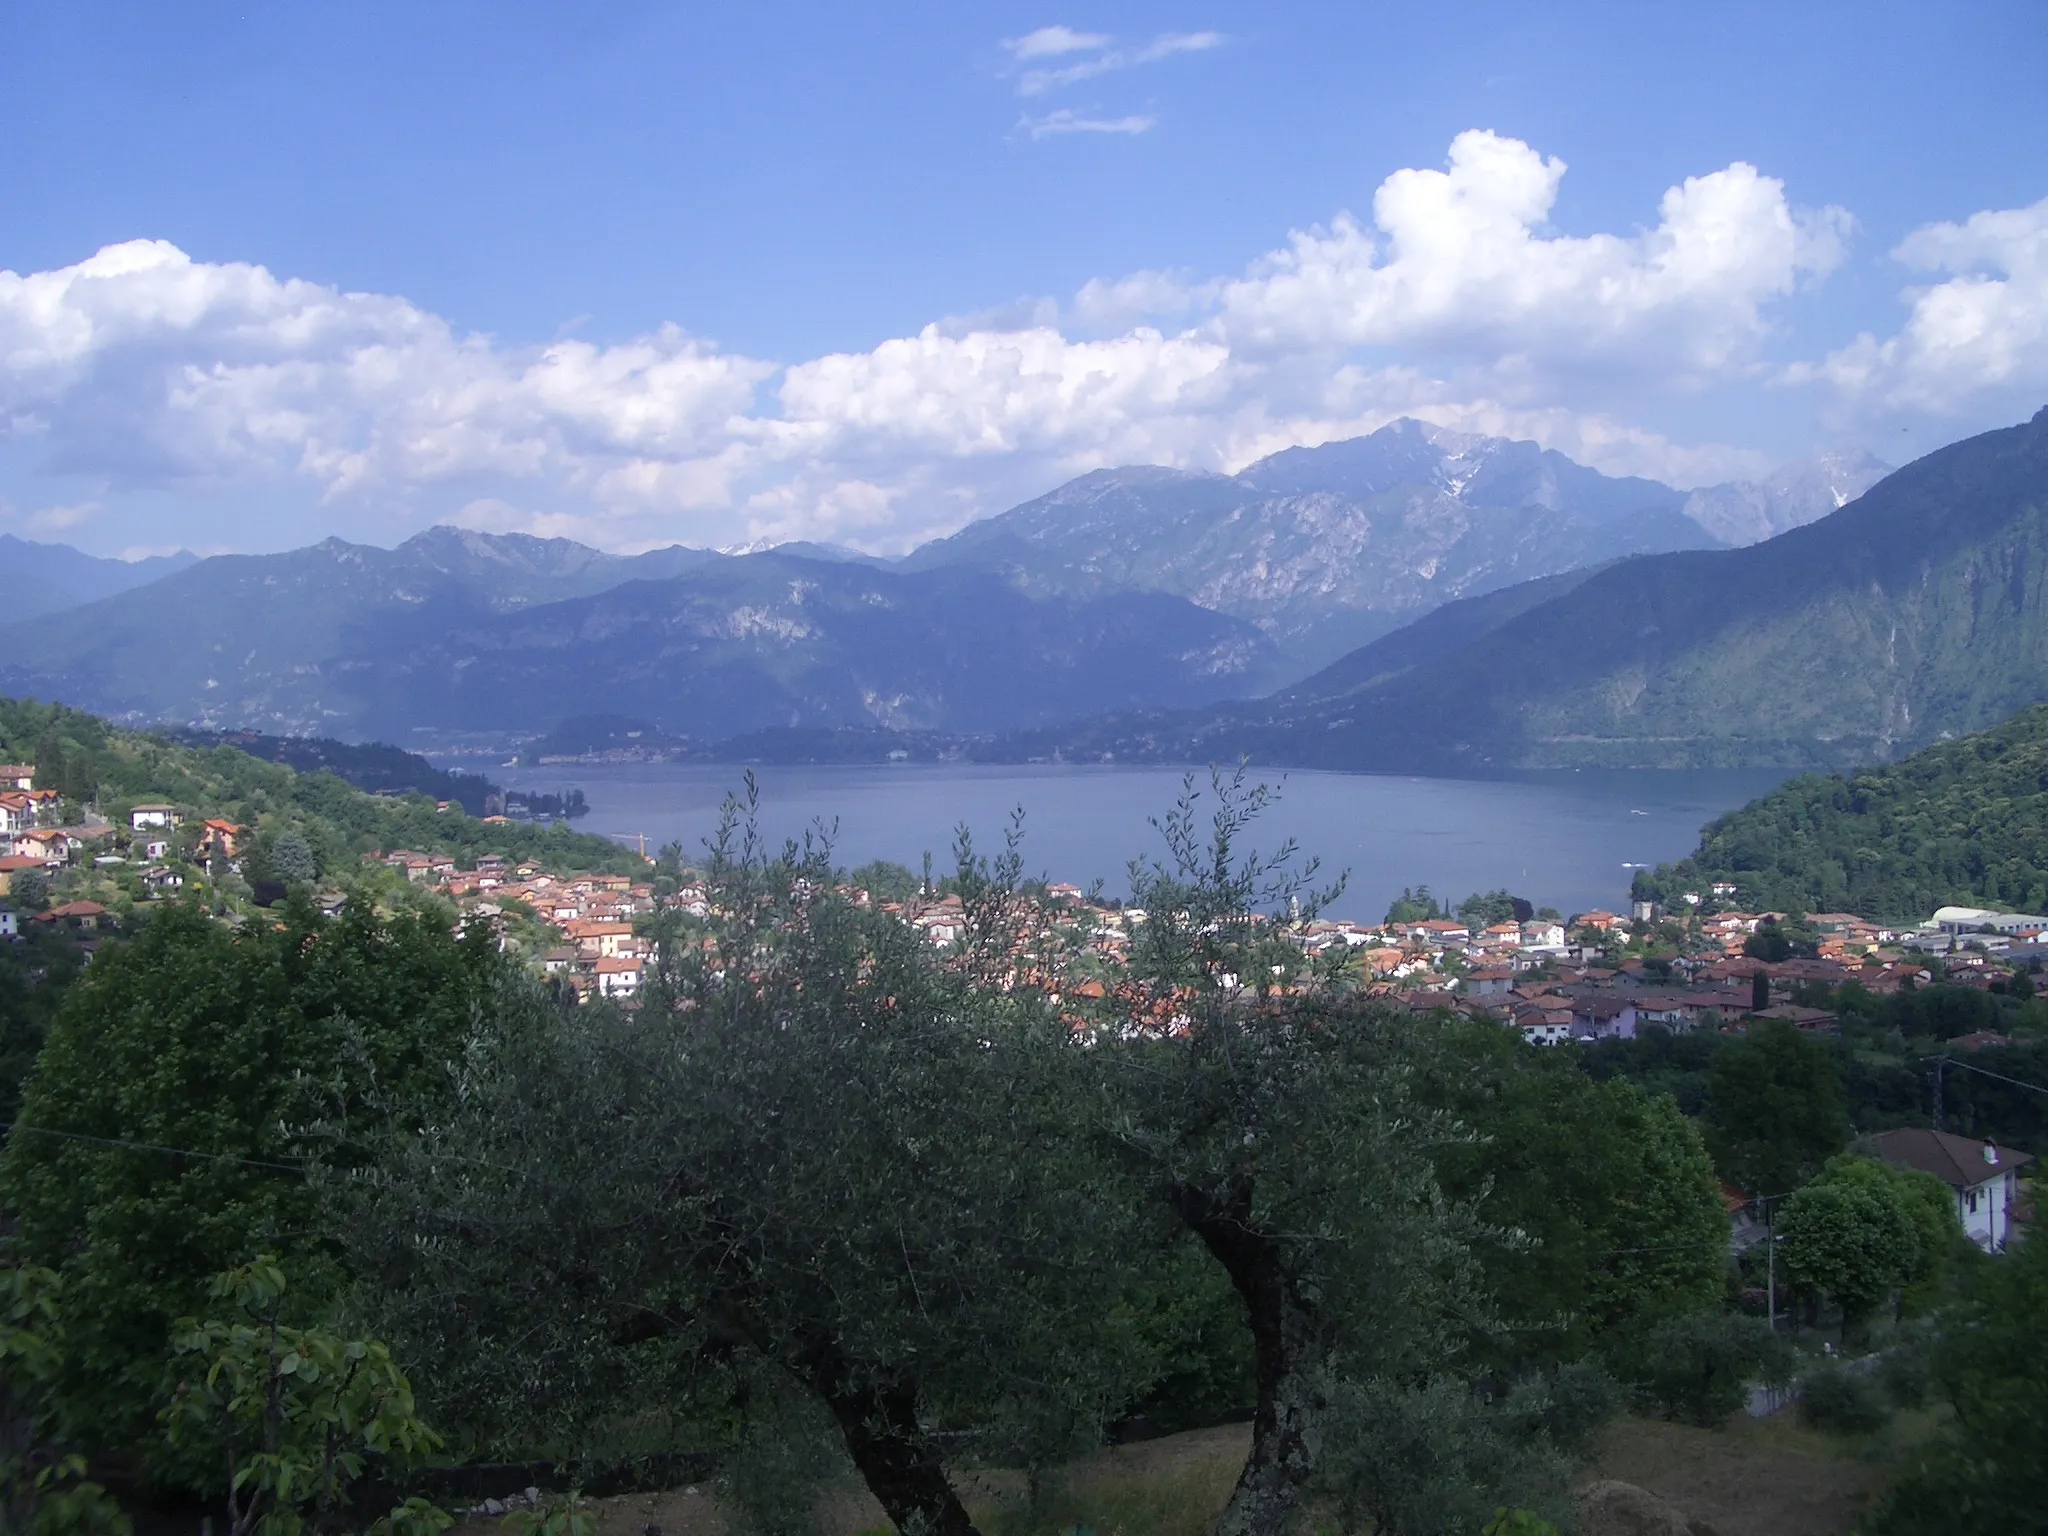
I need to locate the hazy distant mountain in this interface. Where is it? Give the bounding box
[0,534,199,621]
[0,535,1279,739]
[0,528,719,733]
[349,554,1280,740]
[1680,449,1892,546]
[999,409,2048,771]
[900,420,1720,668]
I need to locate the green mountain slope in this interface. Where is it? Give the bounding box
[1010,407,2048,772]
[0,697,638,875]
[1630,704,2048,924]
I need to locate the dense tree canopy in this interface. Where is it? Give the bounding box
[1874,1214,2048,1533]
[1430,1022,1727,1367]
[1632,703,2048,923]
[356,803,1149,1536]
[1704,1019,1851,1195]
[0,896,508,1464]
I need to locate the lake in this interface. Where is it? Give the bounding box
[463,760,1794,922]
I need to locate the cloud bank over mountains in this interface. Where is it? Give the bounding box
[0,131,2042,554]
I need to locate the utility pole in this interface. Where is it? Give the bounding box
[1763,1194,1777,1333]
[1932,1055,1946,1132]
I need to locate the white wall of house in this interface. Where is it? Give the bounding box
[1958,1166,2022,1251]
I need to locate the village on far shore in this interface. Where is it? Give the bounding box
[5,761,2040,1056]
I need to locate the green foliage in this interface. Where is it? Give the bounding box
[0,896,507,1465]
[0,924,88,1123]
[1703,1019,1849,1195]
[1311,1377,1574,1536]
[1633,703,2048,923]
[1108,770,1483,1536]
[1620,1312,1794,1427]
[354,784,1145,1536]
[0,696,641,880]
[246,829,320,890]
[1876,1327,1934,1409]
[1454,890,1529,929]
[1870,1223,2048,1533]
[501,1493,594,1536]
[842,858,926,904]
[2,1265,134,1536]
[1742,922,1794,962]
[1777,1157,1938,1339]
[1384,885,1442,924]
[10,866,51,910]
[161,1258,445,1536]
[1796,1363,1890,1435]
[1430,1022,1727,1366]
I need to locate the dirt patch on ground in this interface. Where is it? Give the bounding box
[563,1414,1884,1536]
[1587,1417,1886,1536]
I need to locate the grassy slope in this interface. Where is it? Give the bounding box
[572,1418,1890,1536]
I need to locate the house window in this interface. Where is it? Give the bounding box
[1967,1189,1978,1213]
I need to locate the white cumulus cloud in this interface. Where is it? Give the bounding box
[0,239,769,501]
[1205,130,1851,389]
[1789,196,2048,426]
[0,131,1922,552]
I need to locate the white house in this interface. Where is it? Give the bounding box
[595,955,642,999]
[1872,1128,2036,1252]
[130,803,182,831]
[0,904,17,939]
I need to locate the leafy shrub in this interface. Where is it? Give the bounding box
[1621,1312,1795,1427]
[1499,1361,1621,1459]
[1313,1376,1573,1536]
[1798,1364,1890,1435]
[1878,1338,1932,1410]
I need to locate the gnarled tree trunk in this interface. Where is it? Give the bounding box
[1172,1179,1328,1536]
[798,1340,977,1536]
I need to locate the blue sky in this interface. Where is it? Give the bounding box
[2,0,2044,558]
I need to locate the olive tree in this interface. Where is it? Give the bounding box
[354,789,1149,1535]
[1096,770,1485,1536]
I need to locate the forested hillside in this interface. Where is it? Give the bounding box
[0,697,638,875]
[1632,704,2048,922]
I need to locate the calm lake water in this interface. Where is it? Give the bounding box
[461,760,1795,922]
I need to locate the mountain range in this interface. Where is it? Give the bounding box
[0,530,1278,740]
[1005,407,2048,771]
[902,419,1790,667]
[0,535,200,622]
[0,420,1907,752]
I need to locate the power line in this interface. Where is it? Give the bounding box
[0,1121,309,1175]
[1923,1053,2048,1131]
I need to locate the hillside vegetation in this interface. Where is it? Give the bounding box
[1631,704,2048,922]
[0,696,640,875]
